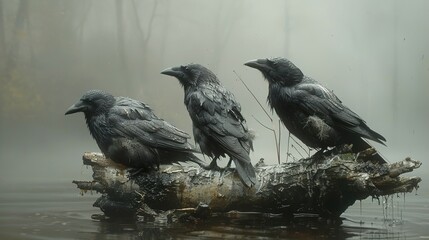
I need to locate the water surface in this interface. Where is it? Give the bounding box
[1,181,428,239]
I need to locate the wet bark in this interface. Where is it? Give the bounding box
[73,147,421,221]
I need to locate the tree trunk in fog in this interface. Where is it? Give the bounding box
[5,0,29,78]
[1,0,29,111]
[131,0,157,50]
[159,0,170,62]
[77,1,92,45]
[392,0,399,129]
[131,0,158,96]
[212,1,241,70]
[0,0,5,71]
[115,0,130,93]
[284,1,290,55]
[73,147,421,221]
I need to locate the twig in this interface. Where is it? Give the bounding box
[278,119,281,164]
[291,144,305,159]
[233,70,272,122]
[287,152,298,162]
[286,132,291,163]
[290,135,308,157]
[252,115,273,132]
[234,70,282,164]
[273,130,280,164]
[252,116,280,164]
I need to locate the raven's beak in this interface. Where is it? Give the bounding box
[161,67,182,78]
[244,59,270,71]
[65,100,87,115]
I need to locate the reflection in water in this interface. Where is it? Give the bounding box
[0,182,427,239]
[90,212,413,239]
[92,214,353,239]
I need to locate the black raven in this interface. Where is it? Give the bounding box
[161,64,257,187]
[65,90,203,170]
[245,57,386,162]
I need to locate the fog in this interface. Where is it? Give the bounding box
[0,0,428,187]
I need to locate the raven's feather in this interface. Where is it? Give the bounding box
[66,90,203,170]
[245,58,386,163]
[163,64,257,187]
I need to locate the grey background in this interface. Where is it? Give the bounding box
[0,0,427,186]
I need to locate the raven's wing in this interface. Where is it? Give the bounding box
[291,79,386,144]
[186,84,255,186]
[187,84,253,155]
[108,97,196,152]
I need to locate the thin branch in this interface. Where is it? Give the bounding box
[291,144,305,159]
[277,119,281,164]
[252,115,280,164]
[273,130,280,164]
[286,132,291,163]
[287,152,298,162]
[252,115,274,132]
[290,135,308,156]
[234,70,281,164]
[233,70,272,122]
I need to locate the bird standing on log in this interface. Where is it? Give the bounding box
[245,57,386,163]
[161,64,257,187]
[65,90,203,170]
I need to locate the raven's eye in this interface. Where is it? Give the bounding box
[180,65,189,72]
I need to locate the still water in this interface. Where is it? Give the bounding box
[0,181,428,240]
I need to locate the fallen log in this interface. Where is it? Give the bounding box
[73,147,421,221]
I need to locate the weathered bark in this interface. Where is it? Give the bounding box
[73,147,421,221]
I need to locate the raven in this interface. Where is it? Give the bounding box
[65,90,203,170]
[161,64,257,187]
[245,57,386,163]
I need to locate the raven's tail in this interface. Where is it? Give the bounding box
[351,138,387,164]
[183,152,207,168]
[159,151,206,168]
[233,159,257,188]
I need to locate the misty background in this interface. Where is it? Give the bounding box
[0,0,428,189]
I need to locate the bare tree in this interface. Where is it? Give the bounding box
[115,0,130,93]
[75,0,92,45]
[5,0,29,77]
[1,0,30,114]
[212,1,243,70]
[130,0,159,96]
[0,0,5,71]
[392,0,399,129]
